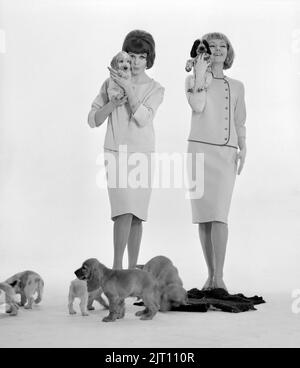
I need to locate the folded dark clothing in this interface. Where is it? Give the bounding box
[171,288,266,313]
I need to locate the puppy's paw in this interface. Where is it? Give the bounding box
[81,312,89,317]
[102,316,115,322]
[69,310,77,315]
[140,314,154,321]
[24,305,32,310]
[87,306,95,311]
[135,310,145,317]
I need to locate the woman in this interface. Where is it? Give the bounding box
[88,30,164,269]
[185,32,246,291]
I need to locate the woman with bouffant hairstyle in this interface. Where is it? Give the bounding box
[88,30,164,270]
[185,32,246,291]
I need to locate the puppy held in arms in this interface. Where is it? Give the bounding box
[185,38,213,93]
[107,51,131,100]
[75,259,160,322]
[5,271,44,310]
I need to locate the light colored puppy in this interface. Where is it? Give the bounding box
[142,256,188,312]
[75,259,160,322]
[107,51,131,100]
[0,282,19,316]
[68,279,89,316]
[6,271,44,309]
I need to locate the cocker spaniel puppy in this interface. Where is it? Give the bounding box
[107,51,132,100]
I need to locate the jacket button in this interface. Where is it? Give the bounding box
[225,107,228,110]
[225,128,228,130]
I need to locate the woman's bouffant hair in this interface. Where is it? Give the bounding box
[202,32,235,70]
[122,30,156,69]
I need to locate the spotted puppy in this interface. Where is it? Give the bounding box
[0,282,19,316]
[185,38,213,93]
[75,259,160,322]
[142,256,188,312]
[6,271,44,309]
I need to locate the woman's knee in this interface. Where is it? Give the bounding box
[199,222,212,233]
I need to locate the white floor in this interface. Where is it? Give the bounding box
[0,288,299,348]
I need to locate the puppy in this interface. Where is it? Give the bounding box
[0,282,19,316]
[75,258,159,322]
[68,279,89,316]
[107,51,131,100]
[185,39,213,92]
[6,271,44,309]
[142,256,188,312]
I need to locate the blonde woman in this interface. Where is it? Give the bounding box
[186,32,246,291]
[88,30,164,269]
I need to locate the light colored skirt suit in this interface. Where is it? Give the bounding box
[185,75,246,224]
[88,78,164,221]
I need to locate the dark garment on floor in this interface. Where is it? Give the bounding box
[171,288,265,313]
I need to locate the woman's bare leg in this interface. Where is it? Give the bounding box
[198,222,214,290]
[113,214,133,269]
[127,216,143,269]
[211,221,228,291]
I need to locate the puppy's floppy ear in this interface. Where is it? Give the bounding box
[86,263,101,293]
[203,40,212,55]
[190,39,201,58]
[110,55,119,70]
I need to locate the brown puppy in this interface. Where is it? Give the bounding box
[142,256,188,312]
[75,259,159,322]
[0,282,19,316]
[6,271,44,309]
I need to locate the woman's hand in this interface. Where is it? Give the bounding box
[194,54,210,78]
[108,66,132,93]
[111,94,128,107]
[236,147,247,175]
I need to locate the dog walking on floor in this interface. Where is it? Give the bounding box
[75,258,160,322]
[5,271,44,310]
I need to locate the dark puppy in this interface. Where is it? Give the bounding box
[185,39,212,72]
[75,259,159,322]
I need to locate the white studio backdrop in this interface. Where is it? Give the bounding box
[0,0,300,295]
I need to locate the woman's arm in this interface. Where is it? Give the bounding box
[92,96,127,128]
[124,85,141,115]
[185,55,210,113]
[87,79,127,128]
[235,82,247,175]
[185,77,207,113]
[130,87,164,127]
